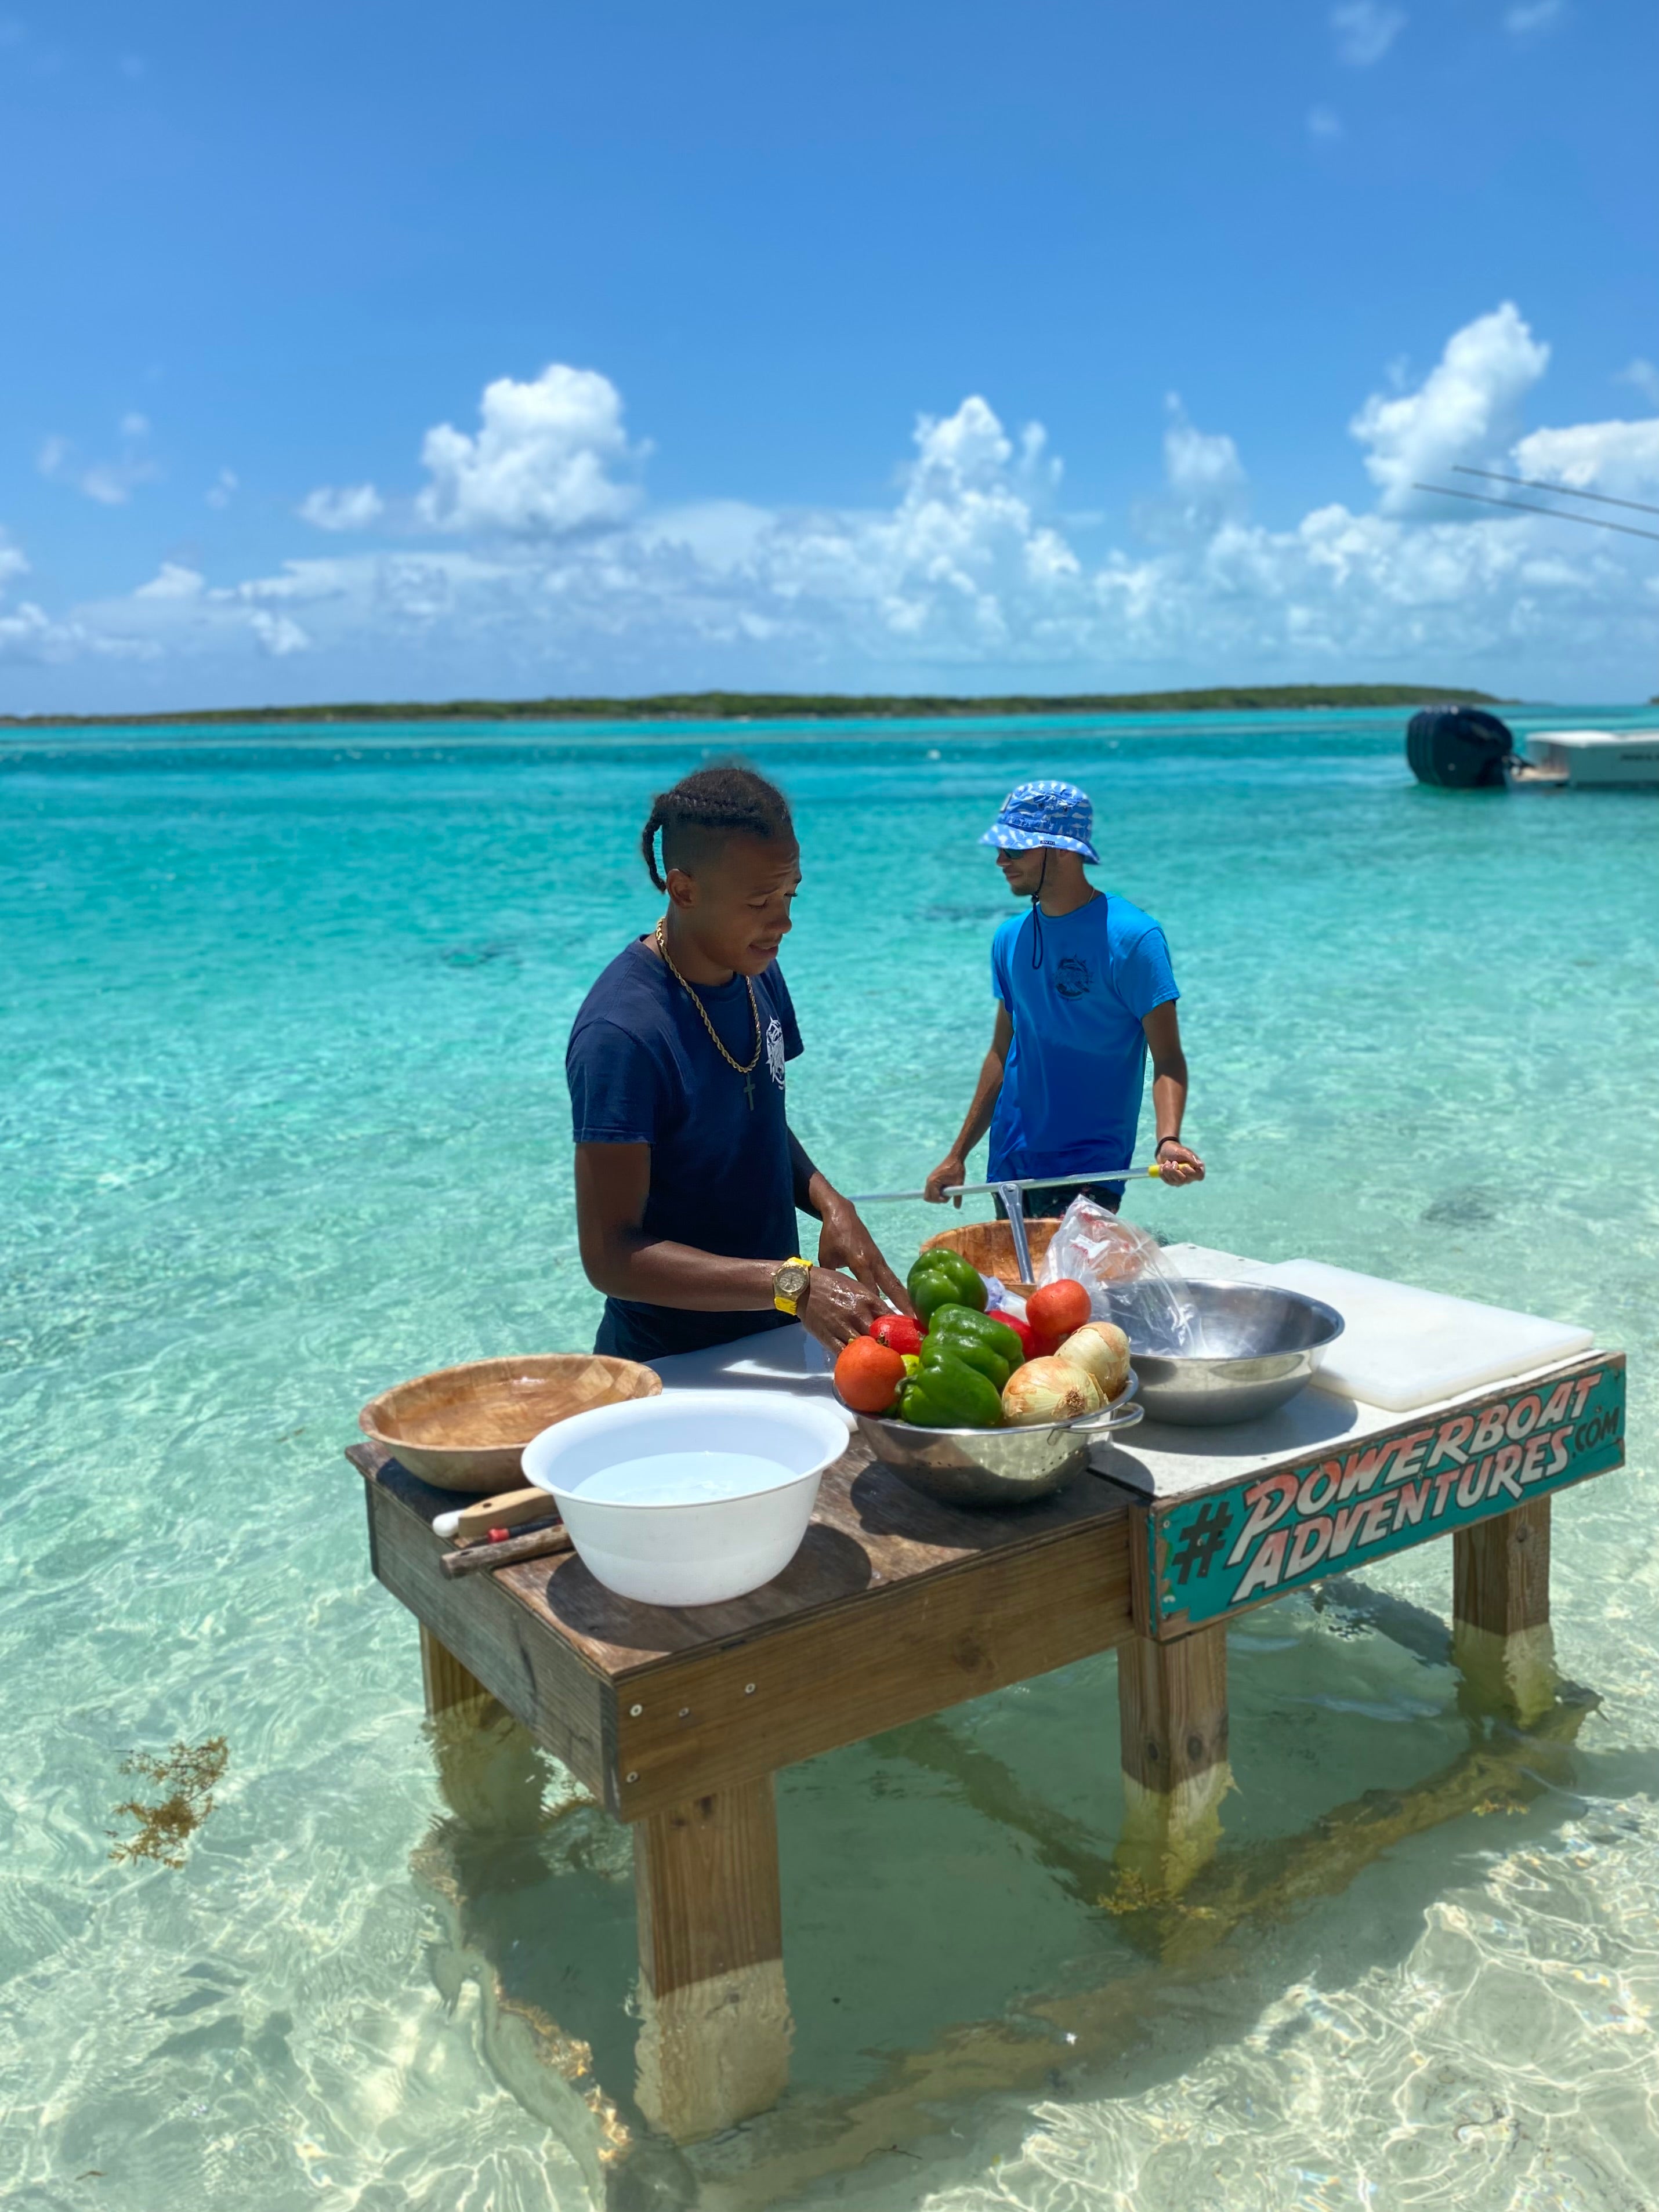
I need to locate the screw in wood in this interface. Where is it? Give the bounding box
[625,1771,639,1783]
[678,1707,690,1718]
[744,1683,756,1695]
[629,1703,643,1716]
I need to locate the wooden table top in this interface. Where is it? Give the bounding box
[349,1434,1137,1682]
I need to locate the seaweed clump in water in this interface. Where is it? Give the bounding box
[107,1737,228,1868]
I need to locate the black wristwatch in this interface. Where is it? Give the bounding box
[1155,1136,1184,1156]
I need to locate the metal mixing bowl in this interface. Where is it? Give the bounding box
[854,1375,1143,1508]
[1129,1279,1344,1426]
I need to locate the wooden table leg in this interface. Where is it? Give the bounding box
[419,1624,547,1835]
[1115,1624,1230,1896]
[632,1776,792,2142]
[421,1622,491,1716]
[1453,1499,1557,1726]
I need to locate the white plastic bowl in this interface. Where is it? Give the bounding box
[520,1388,851,1607]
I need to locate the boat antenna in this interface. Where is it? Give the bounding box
[1409,482,1659,543]
[1452,465,1659,520]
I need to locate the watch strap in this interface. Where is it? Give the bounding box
[772,1257,812,1316]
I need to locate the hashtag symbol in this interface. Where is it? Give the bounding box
[1169,1500,1233,1585]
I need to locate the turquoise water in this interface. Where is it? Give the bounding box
[2,708,1657,2210]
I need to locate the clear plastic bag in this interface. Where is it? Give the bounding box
[1035,1196,1200,1353]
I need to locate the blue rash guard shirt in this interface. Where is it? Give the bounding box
[566,937,805,1362]
[986,894,1179,1185]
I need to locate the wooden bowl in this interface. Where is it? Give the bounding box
[358,1354,661,1493]
[918,1217,1061,1294]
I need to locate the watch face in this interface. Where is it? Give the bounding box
[777,1263,810,1301]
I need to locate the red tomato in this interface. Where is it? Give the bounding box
[1026,1278,1092,1341]
[997,1312,1040,1361]
[870,1312,926,1358]
[834,1336,907,1413]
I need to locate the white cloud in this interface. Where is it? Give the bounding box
[1163,399,1247,516]
[206,467,239,510]
[632,500,776,572]
[38,415,160,505]
[299,482,385,532]
[1513,417,1659,499]
[249,611,311,656]
[1616,358,1659,409]
[135,563,205,600]
[0,527,156,665]
[1505,1,1564,33]
[1331,2,1406,66]
[414,362,644,536]
[1351,302,1549,512]
[1307,105,1343,140]
[21,306,1659,701]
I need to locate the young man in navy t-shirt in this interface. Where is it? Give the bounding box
[924,780,1205,1219]
[567,764,910,1364]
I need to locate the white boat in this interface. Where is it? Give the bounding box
[1513,728,1659,788]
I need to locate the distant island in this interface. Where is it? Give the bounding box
[0,683,1508,731]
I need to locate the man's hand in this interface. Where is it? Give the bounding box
[816,1197,915,1316]
[1155,1140,1205,1188]
[923,1153,968,1206]
[796,1267,896,1352]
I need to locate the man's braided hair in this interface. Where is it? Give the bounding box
[640,763,794,890]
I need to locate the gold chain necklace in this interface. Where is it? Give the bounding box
[655,919,763,1109]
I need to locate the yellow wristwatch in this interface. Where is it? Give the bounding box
[771,1257,811,1315]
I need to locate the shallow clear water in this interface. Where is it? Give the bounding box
[2,707,1657,2210]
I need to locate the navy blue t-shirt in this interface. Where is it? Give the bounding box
[566,937,805,1361]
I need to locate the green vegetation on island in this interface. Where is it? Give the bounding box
[1,683,1507,732]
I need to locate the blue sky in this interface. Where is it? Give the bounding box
[2,0,1656,712]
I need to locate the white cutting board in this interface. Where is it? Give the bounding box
[1164,1246,1595,1413]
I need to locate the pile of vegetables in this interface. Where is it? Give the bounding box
[832,1248,1131,1430]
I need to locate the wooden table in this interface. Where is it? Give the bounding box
[349,1336,1625,2144]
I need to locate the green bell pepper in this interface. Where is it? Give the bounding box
[905,1248,988,1320]
[918,1332,1011,1391]
[900,1346,1005,1429]
[926,1303,1024,1373]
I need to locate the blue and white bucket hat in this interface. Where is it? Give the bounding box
[980,779,1100,864]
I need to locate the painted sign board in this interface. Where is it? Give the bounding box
[1146,1355,1626,1636]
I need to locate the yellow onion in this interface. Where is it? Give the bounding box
[1055,1321,1131,1401]
[1000,1356,1102,1427]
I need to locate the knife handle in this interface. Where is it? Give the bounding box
[440,1524,573,1579]
[432,1486,550,1542]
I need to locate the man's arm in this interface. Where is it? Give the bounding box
[923,1003,1015,1205]
[574,1141,901,1350]
[1142,1000,1204,1187]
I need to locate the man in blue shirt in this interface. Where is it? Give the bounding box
[924,780,1205,1217]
